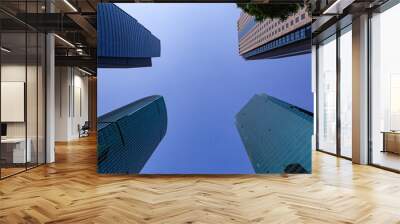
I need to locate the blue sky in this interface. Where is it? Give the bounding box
[98,3,312,174]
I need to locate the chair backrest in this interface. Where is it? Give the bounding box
[82,121,90,129]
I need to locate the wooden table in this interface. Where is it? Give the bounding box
[1,138,31,164]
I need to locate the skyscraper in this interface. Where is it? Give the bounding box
[237,8,311,60]
[97,95,167,174]
[97,3,161,68]
[235,94,313,173]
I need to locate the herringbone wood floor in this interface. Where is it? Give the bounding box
[1,135,400,224]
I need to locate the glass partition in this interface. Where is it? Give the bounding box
[1,30,28,177]
[27,31,38,169]
[317,35,337,154]
[339,26,352,158]
[0,1,46,179]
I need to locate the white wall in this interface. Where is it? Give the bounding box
[55,66,70,141]
[72,73,89,138]
[55,67,89,141]
[1,65,39,137]
[1,64,29,142]
[1,62,46,164]
[1,65,26,139]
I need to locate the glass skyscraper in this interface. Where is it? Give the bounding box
[235,94,313,173]
[97,3,161,68]
[97,95,167,174]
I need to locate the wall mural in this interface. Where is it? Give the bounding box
[97,3,313,174]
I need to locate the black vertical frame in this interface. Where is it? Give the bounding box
[73,68,75,118]
[315,44,320,151]
[367,11,373,165]
[36,0,39,168]
[44,0,47,165]
[24,0,28,171]
[336,28,341,157]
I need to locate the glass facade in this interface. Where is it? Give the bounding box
[0,1,47,179]
[370,3,400,171]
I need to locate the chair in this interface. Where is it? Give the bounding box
[79,121,90,138]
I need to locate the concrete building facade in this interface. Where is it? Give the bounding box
[238,7,311,59]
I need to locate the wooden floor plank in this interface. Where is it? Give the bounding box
[0,135,400,223]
